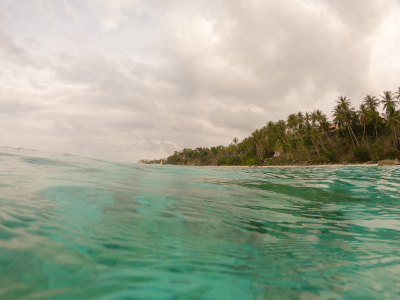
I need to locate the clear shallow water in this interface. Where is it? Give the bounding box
[1,147,400,300]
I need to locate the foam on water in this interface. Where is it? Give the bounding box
[1,147,400,299]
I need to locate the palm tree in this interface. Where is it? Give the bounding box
[303,124,323,157]
[311,110,318,127]
[287,113,298,135]
[363,95,380,139]
[363,95,379,112]
[332,96,359,146]
[395,87,400,101]
[318,113,336,149]
[276,120,289,145]
[251,129,266,160]
[385,105,400,148]
[381,91,397,116]
[266,121,277,138]
[332,102,345,134]
[313,110,324,124]
[310,109,335,149]
[297,112,305,129]
[266,121,278,153]
[304,112,311,126]
[358,103,369,141]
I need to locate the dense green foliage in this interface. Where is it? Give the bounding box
[140,87,400,166]
[353,145,371,162]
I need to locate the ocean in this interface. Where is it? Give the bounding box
[0,147,399,299]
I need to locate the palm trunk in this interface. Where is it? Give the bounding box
[362,123,366,142]
[350,126,359,146]
[312,139,320,157]
[392,123,398,148]
[347,126,355,146]
[318,138,327,152]
[323,131,336,149]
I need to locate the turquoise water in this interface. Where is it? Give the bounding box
[1,147,400,299]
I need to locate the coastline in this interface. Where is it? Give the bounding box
[203,163,380,168]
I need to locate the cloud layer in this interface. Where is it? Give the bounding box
[1,0,400,162]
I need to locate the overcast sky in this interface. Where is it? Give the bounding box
[1,0,400,162]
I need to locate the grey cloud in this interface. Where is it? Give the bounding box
[1,0,400,162]
[143,0,379,109]
[0,97,44,114]
[55,55,132,93]
[0,31,39,68]
[208,107,266,133]
[322,0,390,34]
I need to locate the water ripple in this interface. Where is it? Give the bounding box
[0,147,400,299]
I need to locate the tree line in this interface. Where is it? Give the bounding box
[139,87,400,166]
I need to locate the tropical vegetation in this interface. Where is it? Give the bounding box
[139,87,400,166]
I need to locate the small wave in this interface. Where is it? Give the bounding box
[0,147,399,299]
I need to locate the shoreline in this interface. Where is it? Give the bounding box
[202,163,380,168]
[147,159,399,168]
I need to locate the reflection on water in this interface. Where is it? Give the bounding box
[1,147,400,299]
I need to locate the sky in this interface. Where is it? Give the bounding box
[1,0,400,162]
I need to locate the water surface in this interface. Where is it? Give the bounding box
[1,147,400,299]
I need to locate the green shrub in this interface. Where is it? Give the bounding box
[303,135,313,148]
[371,142,384,160]
[226,157,241,165]
[200,156,210,165]
[289,138,297,149]
[387,150,400,159]
[242,158,256,165]
[353,145,371,161]
[326,151,338,163]
[217,157,227,165]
